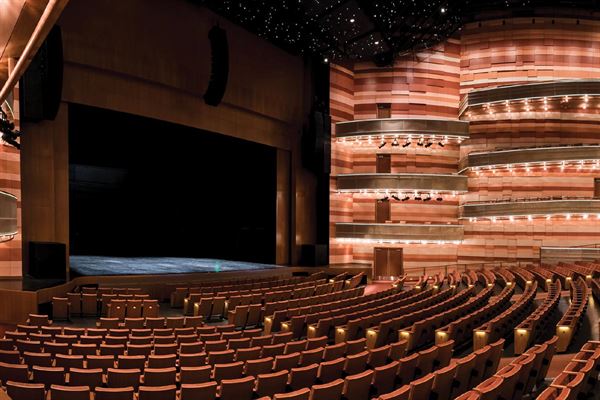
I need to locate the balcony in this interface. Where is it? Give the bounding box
[335,118,469,140]
[459,145,600,172]
[461,197,600,220]
[335,222,464,243]
[459,79,600,116]
[336,173,468,193]
[0,191,17,241]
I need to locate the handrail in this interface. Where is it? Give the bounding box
[403,260,539,277]
[461,196,600,206]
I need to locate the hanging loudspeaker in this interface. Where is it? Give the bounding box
[204,25,229,106]
[20,25,63,121]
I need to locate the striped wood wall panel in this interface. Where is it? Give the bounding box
[0,65,22,277]
[353,39,461,120]
[460,18,600,93]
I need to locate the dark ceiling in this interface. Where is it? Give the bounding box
[195,0,600,62]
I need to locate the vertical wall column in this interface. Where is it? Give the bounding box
[21,102,69,276]
[276,149,290,264]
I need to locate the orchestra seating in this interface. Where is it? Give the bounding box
[514,280,562,355]
[2,265,600,400]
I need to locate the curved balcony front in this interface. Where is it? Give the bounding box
[461,198,600,219]
[0,191,17,241]
[459,145,600,172]
[336,173,468,193]
[335,222,464,243]
[335,118,469,140]
[459,79,600,116]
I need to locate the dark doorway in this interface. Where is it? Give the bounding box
[68,104,277,263]
[376,154,391,173]
[373,247,403,279]
[375,199,391,223]
[377,103,391,118]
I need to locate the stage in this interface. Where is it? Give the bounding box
[69,256,281,276]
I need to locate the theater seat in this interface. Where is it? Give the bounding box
[377,384,410,400]
[273,388,311,400]
[342,369,374,400]
[220,376,256,400]
[255,370,288,397]
[6,381,46,400]
[138,385,177,400]
[310,378,344,400]
[50,384,90,400]
[95,386,135,400]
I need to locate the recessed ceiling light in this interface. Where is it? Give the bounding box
[441,7,446,13]
[350,18,355,23]
[374,41,380,45]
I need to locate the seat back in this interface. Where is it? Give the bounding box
[219,376,256,400]
[6,381,46,400]
[255,370,289,397]
[180,382,218,400]
[310,378,344,400]
[342,370,374,400]
[50,384,90,400]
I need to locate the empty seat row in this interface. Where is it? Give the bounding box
[514,279,561,354]
[0,338,416,400]
[458,336,558,400]
[362,284,476,349]
[529,267,556,291]
[169,274,302,308]
[97,316,204,329]
[510,267,536,289]
[1,330,305,359]
[107,299,160,320]
[332,286,454,346]
[263,287,365,332]
[13,320,214,339]
[473,280,537,350]
[265,285,401,336]
[555,276,588,352]
[56,294,158,319]
[183,278,330,315]
[377,338,505,400]
[536,339,600,400]
[434,282,514,348]
[191,279,350,320]
[401,283,498,352]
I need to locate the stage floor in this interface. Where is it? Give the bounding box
[70,256,280,276]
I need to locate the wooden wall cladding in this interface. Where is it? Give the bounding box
[353,39,461,120]
[330,64,354,123]
[330,16,600,271]
[0,60,21,277]
[460,18,600,93]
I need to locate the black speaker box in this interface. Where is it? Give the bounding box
[28,242,66,280]
[20,25,63,121]
[204,25,229,106]
[302,111,331,174]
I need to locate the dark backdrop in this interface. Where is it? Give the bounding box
[68,104,276,263]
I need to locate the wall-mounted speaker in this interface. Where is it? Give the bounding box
[204,25,229,106]
[302,110,331,175]
[20,25,63,121]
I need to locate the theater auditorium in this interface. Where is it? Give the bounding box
[0,0,599,399]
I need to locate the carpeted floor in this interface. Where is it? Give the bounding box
[70,256,280,276]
